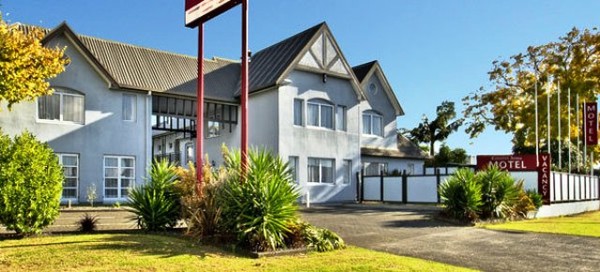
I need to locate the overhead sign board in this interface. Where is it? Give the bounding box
[584,102,598,146]
[185,0,242,27]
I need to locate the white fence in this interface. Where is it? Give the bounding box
[360,170,600,204]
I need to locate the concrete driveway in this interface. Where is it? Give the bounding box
[300,203,600,272]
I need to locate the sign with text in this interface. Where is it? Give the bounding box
[584,102,598,146]
[538,153,551,204]
[185,0,241,27]
[477,154,551,204]
[476,154,538,171]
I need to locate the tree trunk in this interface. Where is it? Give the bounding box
[430,141,435,157]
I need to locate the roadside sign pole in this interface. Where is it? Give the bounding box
[196,23,205,196]
[241,0,249,177]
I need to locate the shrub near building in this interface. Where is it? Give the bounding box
[0,130,63,235]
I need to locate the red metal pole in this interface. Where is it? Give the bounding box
[196,23,205,195]
[241,0,249,177]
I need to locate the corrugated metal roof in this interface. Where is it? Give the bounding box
[234,22,324,95]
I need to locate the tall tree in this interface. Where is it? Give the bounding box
[407,101,463,157]
[0,17,69,109]
[463,27,600,167]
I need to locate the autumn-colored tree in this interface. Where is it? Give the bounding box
[463,27,600,169]
[406,101,463,157]
[0,17,69,109]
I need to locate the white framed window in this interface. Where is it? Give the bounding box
[207,121,221,138]
[363,162,388,176]
[362,110,383,136]
[122,93,136,121]
[288,156,299,183]
[38,88,84,124]
[307,99,334,129]
[104,156,135,200]
[308,157,334,183]
[336,105,346,131]
[57,153,79,199]
[343,160,351,184]
[294,99,304,126]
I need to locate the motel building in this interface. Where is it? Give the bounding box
[0,22,428,204]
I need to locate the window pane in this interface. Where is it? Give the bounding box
[321,159,334,183]
[64,177,78,187]
[38,94,60,120]
[321,105,333,129]
[62,155,78,166]
[336,106,346,131]
[307,158,319,183]
[121,178,134,188]
[343,160,351,184]
[104,168,119,178]
[105,178,118,188]
[62,188,77,198]
[121,189,129,198]
[208,121,220,138]
[121,158,134,167]
[288,156,298,182]
[63,167,77,177]
[121,168,134,178]
[294,99,303,126]
[105,157,118,167]
[123,94,136,121]
[373,116,383,136]
[63,95,84,123]
[307,104,319,126]
[362,115,371,134]
[105,189,118,198]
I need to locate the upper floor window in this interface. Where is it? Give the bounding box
[122,94,136,121]
[294,99,303,126]
[336,105,346,131]
[38,88,84,124]
[307,99,333,129]
[363,110,383,136]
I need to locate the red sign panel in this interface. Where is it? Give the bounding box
[185,0,241,27]
[584,102,598,146]
[476,154,538,171]
[538,153,551,204]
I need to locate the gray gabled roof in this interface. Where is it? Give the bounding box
[361,135,428,160]
[353,60,404,116]
[352,61,378,83]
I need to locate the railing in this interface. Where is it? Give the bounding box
[153,152,181,165]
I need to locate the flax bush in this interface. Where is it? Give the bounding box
[439,168,482,221]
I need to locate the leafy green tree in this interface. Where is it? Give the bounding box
[433,144,468,166]
[463,27,600,166]
[0,17,69,109]
[0,130,63,235]
[407,101,463,157]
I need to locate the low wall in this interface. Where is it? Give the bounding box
[536,200,600,218]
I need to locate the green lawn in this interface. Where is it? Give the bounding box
[0,233,474,272]
[483,211,600,237]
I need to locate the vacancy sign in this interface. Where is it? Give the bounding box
[185,0,241,27]
[585,102,598,146]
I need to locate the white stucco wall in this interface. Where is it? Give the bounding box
[278,70,361,203]
[0,34,150,204]
[362,156,425,176]
[360,74,398,149]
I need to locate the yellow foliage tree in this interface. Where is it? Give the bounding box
[0,17,69,109]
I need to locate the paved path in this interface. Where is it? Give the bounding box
[300,204,600,272]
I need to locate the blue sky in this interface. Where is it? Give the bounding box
[3,0,600,155]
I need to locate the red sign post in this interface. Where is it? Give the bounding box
[185,0,248,195]
[477,154,551,204]
[584,102,598,146]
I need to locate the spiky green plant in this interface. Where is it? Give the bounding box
[219,148,300,251]
[128,159,180,231]
[476,165,520,219]
[439,168,482,221]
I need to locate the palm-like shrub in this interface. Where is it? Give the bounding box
[128,159,180,231]
[0,130,63,235]
[439,168,482,221]
[219,147,300,251]
[174,160,225,238]
[476,165,521,219]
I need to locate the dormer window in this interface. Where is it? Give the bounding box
[363,110,383,136]
[307,99,334,129]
